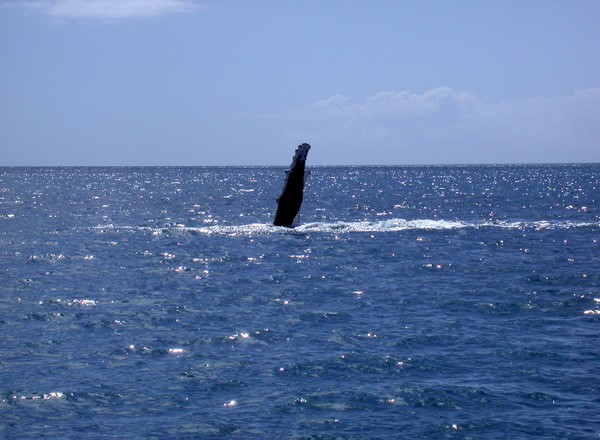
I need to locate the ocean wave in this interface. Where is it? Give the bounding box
[180,218,598,236]
[297,219,467,233]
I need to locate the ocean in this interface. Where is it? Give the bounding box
[1,164,598,439]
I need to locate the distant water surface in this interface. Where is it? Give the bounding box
[1,165,599,438]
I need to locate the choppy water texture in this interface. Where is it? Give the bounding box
[1,165,599,439]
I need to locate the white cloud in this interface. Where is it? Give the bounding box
[288,87,600,164]
[15,0,200,19]
[317,87,480,119]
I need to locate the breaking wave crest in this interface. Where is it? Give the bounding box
[297,219,468,233]
[180,218,598,236]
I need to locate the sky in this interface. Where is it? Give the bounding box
[1,0,599,166]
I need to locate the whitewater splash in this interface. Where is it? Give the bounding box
[118,218,599,237]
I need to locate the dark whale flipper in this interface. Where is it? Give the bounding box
[273,143,311,227]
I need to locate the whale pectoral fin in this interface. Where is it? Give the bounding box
[273,143,311,227]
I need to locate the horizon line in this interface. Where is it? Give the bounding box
[1,162,598,168]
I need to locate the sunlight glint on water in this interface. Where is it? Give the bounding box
[0,164,598,438]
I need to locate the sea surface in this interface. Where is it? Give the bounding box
[1,164,599,439]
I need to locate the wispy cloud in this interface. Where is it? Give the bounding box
[288,88,600,164]
[14,0,200,19]
[314,87,480,119]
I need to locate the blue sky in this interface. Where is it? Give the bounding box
[1,0,599,165]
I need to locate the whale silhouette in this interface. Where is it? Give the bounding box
[273,143,311,227]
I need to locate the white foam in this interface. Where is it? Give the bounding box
[90,218,599,237]
[296,218,468,233]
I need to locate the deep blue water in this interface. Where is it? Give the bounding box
[1,165,599,439]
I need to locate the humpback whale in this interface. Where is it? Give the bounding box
[273,143,311,227]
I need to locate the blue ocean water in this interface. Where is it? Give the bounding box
[1,165,599,439]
